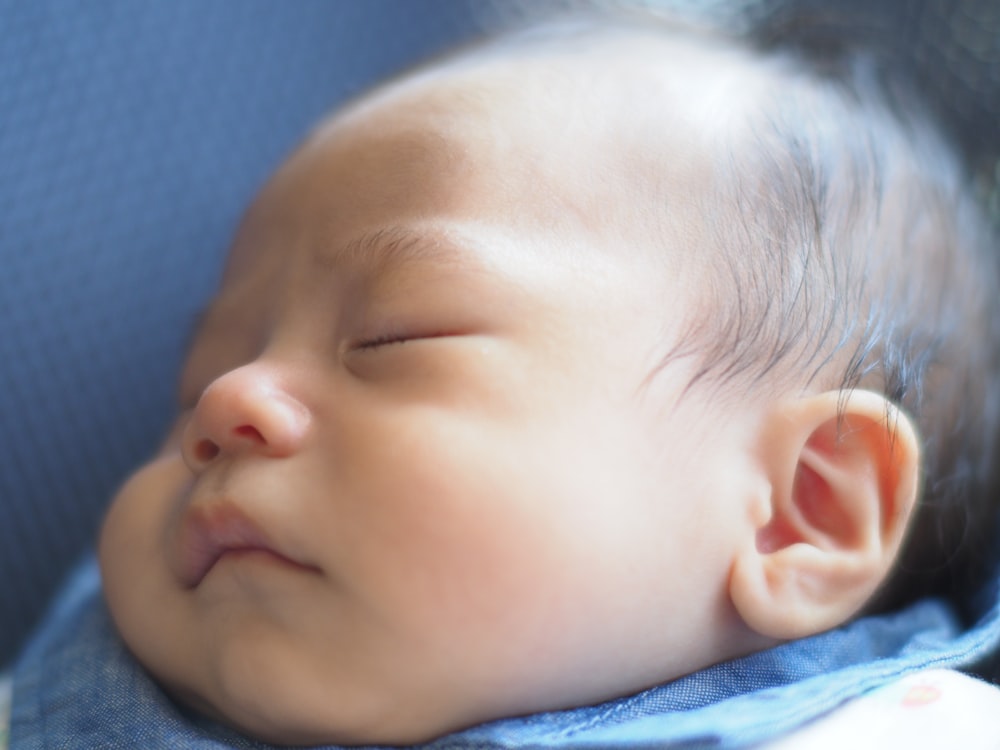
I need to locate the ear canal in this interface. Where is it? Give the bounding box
[730,390,920,641]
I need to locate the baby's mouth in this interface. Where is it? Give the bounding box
[174,502,319,588]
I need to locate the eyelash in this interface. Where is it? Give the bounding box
[353,328,463,352]
[353,332,414,351]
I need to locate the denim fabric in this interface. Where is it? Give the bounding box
[11,556,1000,749]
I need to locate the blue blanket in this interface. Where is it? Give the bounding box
[11,558,1000,749]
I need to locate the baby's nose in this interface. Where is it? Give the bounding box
[180,364,311,472]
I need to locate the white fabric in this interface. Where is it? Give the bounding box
[758,669,1000,749]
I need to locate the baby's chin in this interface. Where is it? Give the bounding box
[156,669,489,747]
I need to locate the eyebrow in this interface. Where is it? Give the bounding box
[327,225,480,278]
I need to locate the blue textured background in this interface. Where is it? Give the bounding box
[0,0,481,667]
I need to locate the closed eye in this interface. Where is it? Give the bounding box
[353,332,415,351]
[351,330,467,352]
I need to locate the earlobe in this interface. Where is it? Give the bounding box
[730,390,920,640]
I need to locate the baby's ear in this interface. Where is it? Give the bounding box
[730,390,920,640]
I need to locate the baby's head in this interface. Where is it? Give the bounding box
[98,12,1000,747]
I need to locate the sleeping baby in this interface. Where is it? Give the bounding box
[20,6,1000,749]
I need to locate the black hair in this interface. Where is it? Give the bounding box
[685,34,1000,615]
[481,4,1000,616]
[750,15,1000,615]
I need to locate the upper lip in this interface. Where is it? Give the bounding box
[174,500,316,588]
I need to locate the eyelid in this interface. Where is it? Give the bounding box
[352,332,415,351]
[350,329,466,353]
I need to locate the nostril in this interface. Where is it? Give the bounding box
[234,425,265,443]
[194,439,220,463]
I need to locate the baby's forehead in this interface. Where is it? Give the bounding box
[284,25,778,251]
[195,25,785,356]
[485,25,772,109]
[318,23,775,179]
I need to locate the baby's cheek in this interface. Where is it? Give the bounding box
[157,412,193,456]
[99,455,188,612]
[98,458,215,710]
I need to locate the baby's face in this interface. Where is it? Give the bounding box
[100,38,769,745]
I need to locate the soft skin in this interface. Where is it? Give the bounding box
[99,32,919,746]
